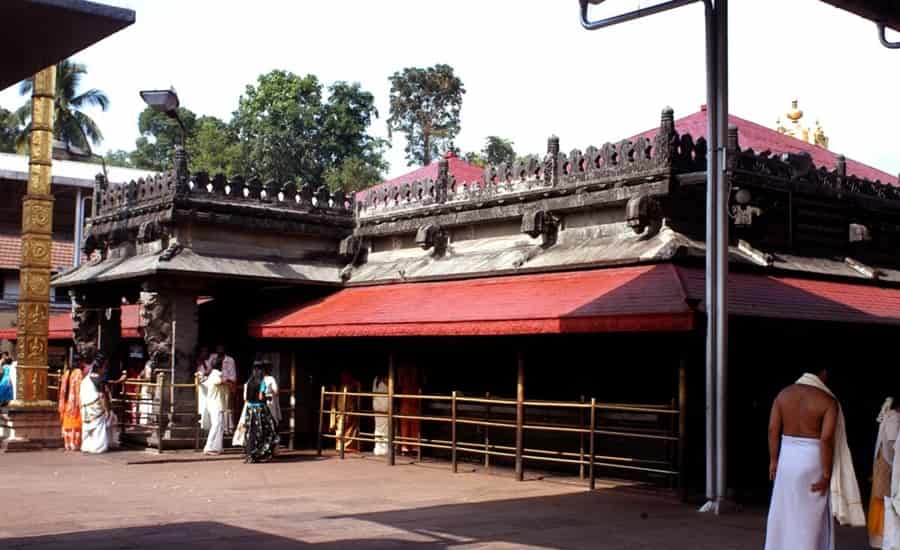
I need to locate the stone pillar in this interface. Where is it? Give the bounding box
[1,66,62,451]
[139,287,198,447]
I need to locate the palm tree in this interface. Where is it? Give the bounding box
[16,59,109,154]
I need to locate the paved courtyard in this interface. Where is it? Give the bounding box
[0,450,867,549]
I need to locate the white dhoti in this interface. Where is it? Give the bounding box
[373,415,388,456]
[80,376,110,454]
[765,435,833,550]
[204,410,224,453]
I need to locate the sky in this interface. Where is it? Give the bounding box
[1,0,898,180]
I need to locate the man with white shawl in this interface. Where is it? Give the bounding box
[200,358,226,455]
[872,396,900,549]
[765,367,865,550]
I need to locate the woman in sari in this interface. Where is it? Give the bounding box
[80,367,110,454]
[871,392,900,548]
[0,356,14,405]
[58,360,83,451]
[242,364,279,463]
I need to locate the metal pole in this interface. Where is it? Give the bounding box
[316,385,324,456]
[588,397,596,491]
[156,372,165,454]
[416,388,423,463]
[387,352,395,466]
[451,390,458,473]
[714,0,730,511]
[579,0,700,30]
[73,188,84,267]
[339,385,347,460]
[703,0,719,508]
[515,352,525,482]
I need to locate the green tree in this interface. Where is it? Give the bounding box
[482,136,516,165]
[232,70,385,187]
[0,107,19,153]
[17,59,109,154]
[103,149,133,168]
[190,116,242,175]
[463,151,486,168]
[324,156,384,193]
[387,64,465,167]
[131,106,197,171]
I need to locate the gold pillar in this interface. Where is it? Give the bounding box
[12,65,55,408]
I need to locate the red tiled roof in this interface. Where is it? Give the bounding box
[634,107,897,185]
[678,268,900,324]
[356,152,485,201]
[249,265,696,338]
[0,233,74,270]
[0,304,142,341]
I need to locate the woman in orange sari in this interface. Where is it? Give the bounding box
[58,362,83,451]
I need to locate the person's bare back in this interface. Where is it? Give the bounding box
[768,377,839,492]
[775,384,835,438]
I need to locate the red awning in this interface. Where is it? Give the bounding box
[0,304,142,341]
[249,265,696,338]
[249,265,900,339]
[677,268,900,325]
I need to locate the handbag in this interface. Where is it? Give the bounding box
[231,402,248,447]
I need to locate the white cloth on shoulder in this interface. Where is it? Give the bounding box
[795,373,866,527]
[80,375,109,454]
[765,435,833,550]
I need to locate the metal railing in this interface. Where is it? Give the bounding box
[318,386,686,493]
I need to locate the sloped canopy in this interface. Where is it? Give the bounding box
[819,0,900,31]
[0,0,135,91]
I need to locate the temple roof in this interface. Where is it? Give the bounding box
[633,107,897,185]
[356,152,484,201]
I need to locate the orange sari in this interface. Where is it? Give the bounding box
[59,368,83,450]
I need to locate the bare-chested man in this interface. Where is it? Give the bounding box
[764,365,865,549]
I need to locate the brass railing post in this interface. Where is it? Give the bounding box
[339,385,347,460]
[589,397,596,491]
[515,352,525,481]
[416,388,423,463]
[579,394,586,480]
[317,385,325,457]
[484,391,491,470]
[451,390,458,473]
[387,352,395,466]
[156,372,166,454]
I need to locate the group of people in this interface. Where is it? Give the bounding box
[765,366,900,549]
[196,346,281,463]
[57,345,120,454]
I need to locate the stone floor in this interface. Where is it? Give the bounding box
[0,449,868,549]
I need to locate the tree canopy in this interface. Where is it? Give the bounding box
[131,106,198,171]
[0,107,18,153]
[387,64,465,167]
[17,59,109,154]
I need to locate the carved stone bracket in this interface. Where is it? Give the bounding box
[625,195,663,238]
[521,209,560,247]
[415,223,449,256]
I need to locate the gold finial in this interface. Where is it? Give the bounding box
[786,99,803,122]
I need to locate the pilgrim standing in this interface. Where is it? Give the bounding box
[242,364,279,463]
[372,374,389,456]
[764,365,866,550]
[59,354,84,451]
[262,361,281,425]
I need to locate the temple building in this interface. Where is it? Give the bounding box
[8,103,899,501]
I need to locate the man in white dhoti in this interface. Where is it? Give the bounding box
[262,362,281,424]
[80,369,110,454]
[372,375,388,456]
[765,366,866,550]
[200,358,227,455]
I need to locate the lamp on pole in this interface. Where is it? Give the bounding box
[140,88,189,185]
